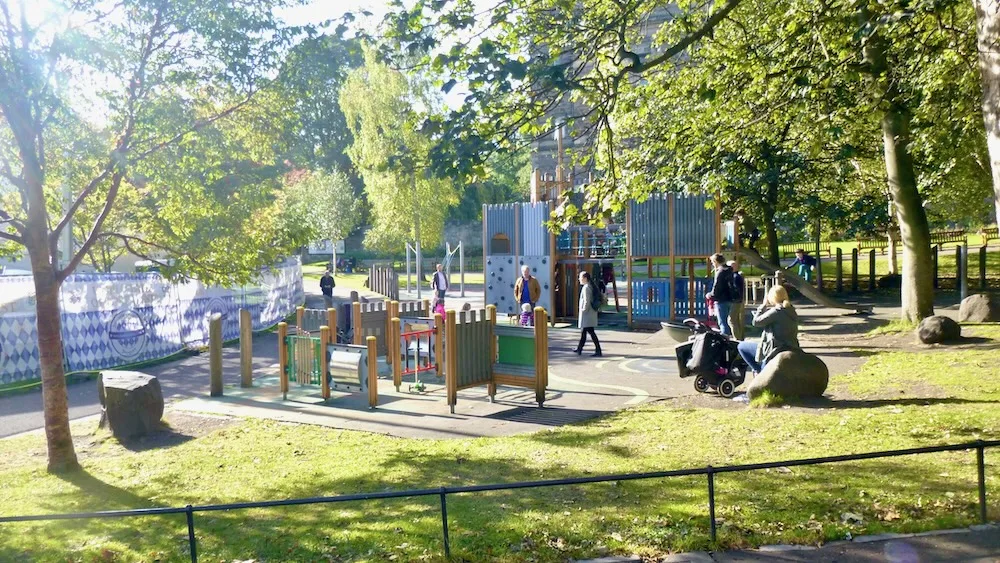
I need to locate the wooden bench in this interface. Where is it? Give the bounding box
[981,227,998,245]
[930,229,967,247]
[856,237,889,254]
[779,241,831,258]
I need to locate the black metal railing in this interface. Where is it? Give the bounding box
[1,440,996,562]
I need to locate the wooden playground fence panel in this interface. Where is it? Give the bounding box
[367,266,400,301]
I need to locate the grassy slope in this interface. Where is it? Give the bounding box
[2,330,1000,561]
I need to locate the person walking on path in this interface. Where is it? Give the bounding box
[514,265,541,310]
[432,263,449,300]
[736,285,800,375]
[787,249,818,283]
[320,270,335,309]
[705,253,737,336]
[575,271,603,357]
[727,260,746,340]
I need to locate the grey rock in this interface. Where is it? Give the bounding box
[746,351,829,400]
[98,371,164,440]
[917,315,962,344]
[959,294,1000,323]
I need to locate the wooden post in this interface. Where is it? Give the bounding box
[367,335,378,409]
[435,312,445,378]
[851,248,859,293]
[209,313,223,397]
[296,306,304,331]
[445,310,458,414]
[320,326,331,400]
[487,305,497,401]
[869,249,876,292]
[327,308,337,343]
[981,245,988,290]
[814,218,823,291]
[688,259,695,316]
[278,322,288,400]
[534,307,548,407]
[835,248,843,294]
[956,244,962,289]
[352,301,362,345]
[392,316,402,391]
[668,193,676,321]
[239,308,252,388]
[959,246,969,301]
[932,245,939,289]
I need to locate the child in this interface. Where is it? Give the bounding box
[520,302,534,327]
[433,297,446,317]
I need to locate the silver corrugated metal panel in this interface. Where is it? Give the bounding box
[521,202,550,256]
[485,204,518,254]
[628,194,671,257]
[674,194,717,257]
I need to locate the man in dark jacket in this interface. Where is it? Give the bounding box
[705,253,735,336]
[727,260,746,340]
[320,270,335,309]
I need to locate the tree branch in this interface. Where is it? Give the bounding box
[57,171,123,282]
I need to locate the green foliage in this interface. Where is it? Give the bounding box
[749,390,785,408]
[339,48,458,252]
[282,168,361,247]
[450,147,531,222]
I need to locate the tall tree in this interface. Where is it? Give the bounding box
[0,0,302,471]
[339,48,458,253]
[974,0,1000,227]
[283,168,361,270]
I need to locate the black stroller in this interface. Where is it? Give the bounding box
[673,318,748,398]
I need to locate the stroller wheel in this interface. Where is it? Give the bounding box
[718,379,736,398]
[694,375,709,393]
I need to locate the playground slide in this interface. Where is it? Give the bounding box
[736,249,872,314]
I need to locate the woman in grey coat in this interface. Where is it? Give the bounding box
[736,285,799,374]
[574,271,603,356]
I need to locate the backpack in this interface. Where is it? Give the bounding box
[590,282,605,312]
[716,267,738,302]
[731,271,744,303]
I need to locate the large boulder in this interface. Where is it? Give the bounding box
[917,316,962,344]
[746,351,829,401]
[98,371,164,440]
[958,294,1000,323]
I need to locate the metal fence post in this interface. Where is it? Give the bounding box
[978,443,987,524]
[707,466,717,543]
[439,488,451,559]
[185,505,198,562]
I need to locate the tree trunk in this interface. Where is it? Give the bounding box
[974,0,1000,227]
[762,185,780,265]
[29,246,79,472]
[861,3,934,322]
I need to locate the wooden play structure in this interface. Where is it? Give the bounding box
[484,177,723,327]
[366,266,400,301]
[277,321,379,408]
[389,305,549,413]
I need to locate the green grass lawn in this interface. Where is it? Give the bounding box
[302,261,486,291]
[2,328,1000,561]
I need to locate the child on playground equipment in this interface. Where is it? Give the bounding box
[787,249,818,283]
[520,302,534,327]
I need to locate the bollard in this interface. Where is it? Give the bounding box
[296,306,304,331]
[851,248,858,292]
[278,322,289,400]
[835,248,843,294]
[367,335,378,409]
[959,245,968,301]
[209,313,223,397]
[932,245,939,289]
[350,290,359,303]
[240,309,252,388]
[320,326,331,400]
[981,245,988,290]
[869,249,876,292]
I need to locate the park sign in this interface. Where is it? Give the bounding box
[308,240,345,255]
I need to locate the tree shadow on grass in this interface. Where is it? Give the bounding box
[795,396,1000,410]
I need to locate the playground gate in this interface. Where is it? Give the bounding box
[367,266,400,301]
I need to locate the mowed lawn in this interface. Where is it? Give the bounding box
[302,262,486,291]
[4,329,997,561]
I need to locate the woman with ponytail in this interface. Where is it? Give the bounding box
[736,285,800,375]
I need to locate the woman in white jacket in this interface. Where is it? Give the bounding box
[574,271,603,357]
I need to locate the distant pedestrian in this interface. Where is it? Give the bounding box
[727,260,746,340]
[575,271,603,357]
[432,263,449,299]
[514,265,541,310]
[320,270,335,309]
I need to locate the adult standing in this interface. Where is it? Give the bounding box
[727,260,746,340]
[320,270,335,309]
[513,265,541,309]
[431,263,449,300]
[575,271,602,356]
[705,253,737,336]
[736,285,800,375]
